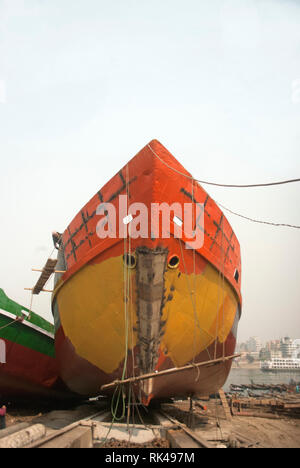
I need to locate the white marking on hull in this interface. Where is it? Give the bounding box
[0,339,6,364]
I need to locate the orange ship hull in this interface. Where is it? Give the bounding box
[52,140,242,404]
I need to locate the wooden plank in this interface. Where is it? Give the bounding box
[219,388,232,421]
[32,269,66,274]
[160,410,214,448]
[39,426,93,449]
[283,403,300,409]
[232,411,280,419]
[167,429,201,449]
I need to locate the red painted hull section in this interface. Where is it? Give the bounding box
[0,338,74,401]
[55,324,237,400]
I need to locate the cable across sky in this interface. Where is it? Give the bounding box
[148,144,300,188]
[148,144,300,229]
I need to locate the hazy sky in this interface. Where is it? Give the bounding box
[0,0,299,343]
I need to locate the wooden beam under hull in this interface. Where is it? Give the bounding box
[101,353,241,391]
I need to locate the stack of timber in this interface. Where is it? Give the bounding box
[228,393,300,419]
[230,382,299,394]
[219,388,232,421]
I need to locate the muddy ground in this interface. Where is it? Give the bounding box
[230,416,300,448]
[1,399,300,448]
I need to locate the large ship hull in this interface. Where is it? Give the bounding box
[0,289,75,401]
[52,140,242,404]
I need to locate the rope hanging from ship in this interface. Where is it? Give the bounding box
[111,163,131,424]
[147,144,300,189]
[0,316,24,331]
[108,163,150,438]
[176,180,202,381]
[148,144,300,230]
[176,174,230,390]
[176,173,228,380]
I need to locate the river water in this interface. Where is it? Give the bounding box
[223,367,300,392]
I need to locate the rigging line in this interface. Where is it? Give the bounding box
[196,178,300,189]
[214,218,227,360]
[0,292,35,332]
[192,177,197,364]
[130,382,136,431]
[27,293,34,322]
[214,247,220,360]
[177,237,213,363]
[111,165,131,425]
[125,162,138,415]
[148,143,300,229]
[214,248,221,360]
[103,385,125,446]
[221,217,226,360]
[214,217,224,360]
[130,388,149,430]
[216,202,300,229]
[126,382,132,438]
[125,225,131,427]
[0,317,23,331]
[147,144,300,188]
[126,162,135,382]
[123,163,131,383]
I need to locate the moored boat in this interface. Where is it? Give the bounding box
[0,288,74,401]
[52,140,242,404]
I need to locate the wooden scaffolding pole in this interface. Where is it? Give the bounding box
[100,354,241,391]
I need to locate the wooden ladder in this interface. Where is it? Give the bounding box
[219,388,232,421]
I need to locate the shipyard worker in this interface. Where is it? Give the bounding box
[0,405,6,430]
[52,231,62,250]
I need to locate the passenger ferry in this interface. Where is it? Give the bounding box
[261,358,300,372]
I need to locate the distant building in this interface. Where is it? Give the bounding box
[280,337,296,358]
[266,340,281,352]
[236,342,248,353]
[238,337,300,359]
[259,347,271,361]
[247,336,262,353]
[292,339,300,358]
[264,340,282,359]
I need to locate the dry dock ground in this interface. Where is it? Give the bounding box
[228,416,300,448]
[1,397,300,448]
[159,398,300,449]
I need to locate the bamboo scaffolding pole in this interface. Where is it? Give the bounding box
[100,354,241,391]
[32,269,66,274]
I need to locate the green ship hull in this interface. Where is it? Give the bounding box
[0,289,75,401]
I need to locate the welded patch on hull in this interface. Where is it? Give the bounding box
[135,247,168,373]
